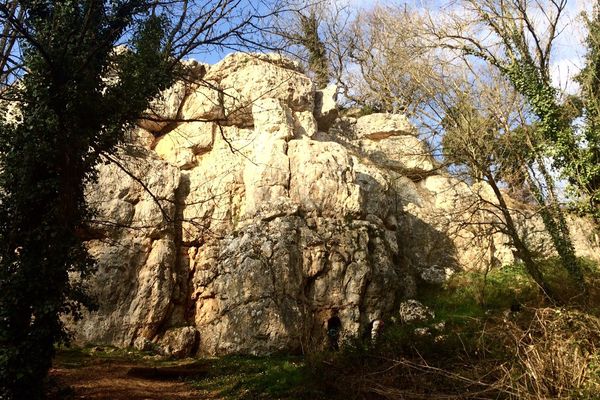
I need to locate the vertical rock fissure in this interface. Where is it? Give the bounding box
[175,173,193,326]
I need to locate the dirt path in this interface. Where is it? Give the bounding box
[47,348,312,399]
[49,359,206,400]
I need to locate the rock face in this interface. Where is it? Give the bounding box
[71,53,600,356]
[78,146,180,347]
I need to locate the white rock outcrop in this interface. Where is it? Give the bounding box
[399,300,435,324]
[71,53,600,357]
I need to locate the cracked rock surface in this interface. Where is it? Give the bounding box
[70,53,600,356]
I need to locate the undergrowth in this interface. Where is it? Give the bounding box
[53,345,192,368]
[310,257,600,399]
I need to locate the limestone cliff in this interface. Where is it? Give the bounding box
[72,53,600,356]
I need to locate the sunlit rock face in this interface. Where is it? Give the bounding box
[70,53,600,357]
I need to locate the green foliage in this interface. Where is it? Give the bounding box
[505,61,568,147]
[51,348,323,400]
[440,91,570,299]
[449,2,590,294]
[54,345,160,369]
[537,257,600,306]
[499,61,586,293]
[423,264,535,313]
[357,103,384,117]
[423,258,600,312]
[0,2,175,399]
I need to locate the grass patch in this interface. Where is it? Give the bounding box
[54,345,147,368]
[420,263,536,315]
[191,355,324,400]
[53,347,321,399]
[52,258,600,399]
[54,344,201,369]
[419,257,600,321]
[538,257,600,307]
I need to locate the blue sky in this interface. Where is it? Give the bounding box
[191,0,594,96]
[195,0,593,88]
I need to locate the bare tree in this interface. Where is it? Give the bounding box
[268,0,356,90]
[441,65,557,300]
[426,0,586,292]
[346,4,444,116]
[335,1,585,300]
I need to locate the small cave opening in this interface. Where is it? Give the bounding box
[363,320,374,341]
[327,316,342,351]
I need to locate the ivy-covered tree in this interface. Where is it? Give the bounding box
[575,3,600,224]
[442,85,557,301]
[271,2,334,89]
[434,0,586,292]
[0,2,176,398]
[298,10,329,88]
[279,7,330,88]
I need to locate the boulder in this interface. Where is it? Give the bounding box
[252,98,295,139]
[419,265,452,285]
[158,327,198,358]
[154,121,215,168]
[358,135,435,175]
[314,84,338,131]
[293,110,318,137]
[355,113,414,139]
[201,53,314,127]
[399,300,435,324]
[181,83,224,122]
[137,81,189,133]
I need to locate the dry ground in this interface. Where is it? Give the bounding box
[48,349,207,400]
